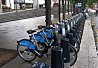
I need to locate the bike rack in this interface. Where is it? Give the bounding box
[51,46,64,68]
[17,13,86,68]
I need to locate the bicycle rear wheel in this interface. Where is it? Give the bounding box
[74,38,80,53]
[69,45,77,66]
[37,42,48,54]
[17,45,36,62]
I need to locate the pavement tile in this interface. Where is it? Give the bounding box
[72,19,98,68]
[0,48,18,67]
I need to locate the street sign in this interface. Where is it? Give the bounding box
[77,3,82,7]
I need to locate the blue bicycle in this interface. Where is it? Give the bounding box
[17,29,48,62]
[17,18,80,66]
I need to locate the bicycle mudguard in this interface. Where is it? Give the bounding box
[34,34,46,43]
[38,31,52,39]
[17,39,35,50]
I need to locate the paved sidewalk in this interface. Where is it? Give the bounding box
[71,19,98,68]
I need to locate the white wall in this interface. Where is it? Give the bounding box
[6,0,10,7]
[39,0,45,4]
[10,0,14,9]
[6,0,14,9]
[15,0,24,3]
[5,0,45,9]
[33,0,39,9]
[25,0,33,3]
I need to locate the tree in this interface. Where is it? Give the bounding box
[70,0,98,14]
[45,0,52,26]
[70,0,77,15]
[84,0,98,8]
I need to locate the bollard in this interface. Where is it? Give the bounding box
[51,46,64,68]
[61,37,70,63]
[66,33,75,45]
[60,37,70,68]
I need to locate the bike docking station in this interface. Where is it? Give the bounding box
[61,37,70,68]
[16,13,86,68]
[51,46,64,68]
[17,0,86,67]
[51,31,70,68]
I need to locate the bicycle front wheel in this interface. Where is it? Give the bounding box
[17,45,36,62]
[73,38,80,53]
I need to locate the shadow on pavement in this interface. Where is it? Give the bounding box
[0,48,18,67]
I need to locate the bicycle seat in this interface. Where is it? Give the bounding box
[27,30,36,34]
[38,25,46,29]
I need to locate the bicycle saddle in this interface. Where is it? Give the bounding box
[27,30,36,34]
[38,25,46,29]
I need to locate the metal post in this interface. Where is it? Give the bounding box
[51,46,64,68]
[61,37,70,63]
[60,37,70,68]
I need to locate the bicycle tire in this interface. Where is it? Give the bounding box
[37,42,48,54]
[69,45,77,66]
[17,45,36,62]
[73,38,80,53]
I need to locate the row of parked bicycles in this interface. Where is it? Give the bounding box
[17,13,85,66]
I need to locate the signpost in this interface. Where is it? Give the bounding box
[77,3,82,7]
[76,3,82,13]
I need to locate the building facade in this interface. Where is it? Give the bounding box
[0,0,60,13]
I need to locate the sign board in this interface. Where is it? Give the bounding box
[77,3,82,7]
